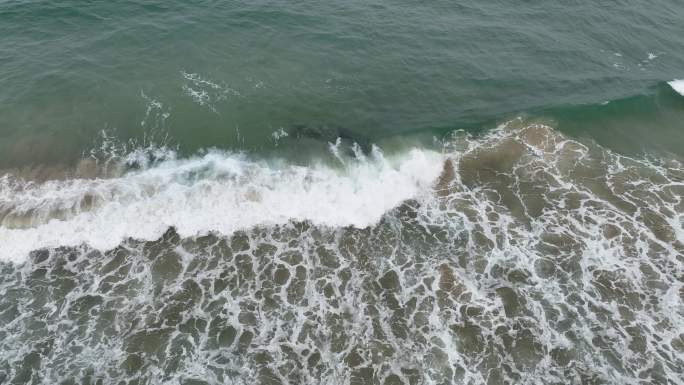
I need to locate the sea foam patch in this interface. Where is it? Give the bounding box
[0,148,444,262]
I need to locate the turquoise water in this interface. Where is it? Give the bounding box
[1,1,684,384]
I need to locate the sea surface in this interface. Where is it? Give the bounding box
[1,1,683,384]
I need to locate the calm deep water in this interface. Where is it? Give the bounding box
[1,1,683,384]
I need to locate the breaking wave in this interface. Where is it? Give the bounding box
[0,120,683,384]
[0,145,443,262]
[669,79,684,96]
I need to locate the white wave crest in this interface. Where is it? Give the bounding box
[0,148,444,262]
[669,79,684,96]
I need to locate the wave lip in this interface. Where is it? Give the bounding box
[0,148,444,263]
[669,79,684,96]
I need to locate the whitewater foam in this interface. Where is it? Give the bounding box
[0,148,443,262]
[669,79,684,96]
[181,71,241,112]
[1,122,683,384]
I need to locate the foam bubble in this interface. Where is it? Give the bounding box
[0,148,444,262]
[181,71,241,112]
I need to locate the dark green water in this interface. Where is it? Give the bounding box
[1,1,684,384]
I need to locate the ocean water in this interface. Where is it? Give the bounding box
[1,1,683,384]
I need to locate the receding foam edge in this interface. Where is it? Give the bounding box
[668,79,684,96]
[0,148,445,263]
